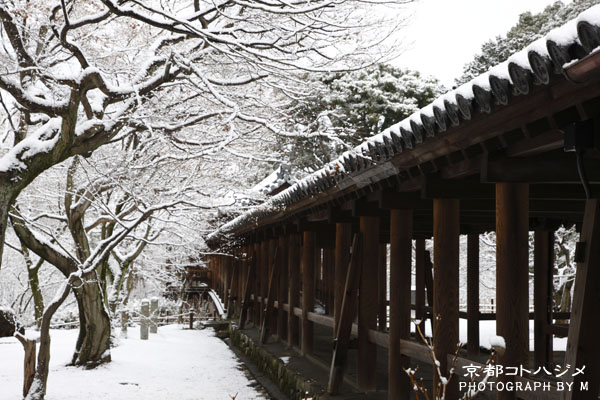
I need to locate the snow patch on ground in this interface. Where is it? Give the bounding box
[0,324,265,400]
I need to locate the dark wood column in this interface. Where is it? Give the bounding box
[334,223,352,336]
[377,244,387,331]
[277,235,288,341]
[288,233,301,348]
[534,229,553,369]
[496,183,529,400]
[467,232,480,358]
[357,216,379,391]
[433,199,459,398]
[301,231,316,355]
[564,199,600,400]
[389,209,413,399]
[253,241,261,324]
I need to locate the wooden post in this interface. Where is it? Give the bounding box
[378,243,387,331]
[141,299,149,340]
[260,246,280,343]
[150,297,158,334]
[534,229,553,369]
[389,209,413,399]
[301,231,316,355]
[260,240,269,326]
[189,310,194,330]
[268,239,278,334]
[288,233,301,348]
[358,216,379,391]
[239,245,255,329]
[334,223,352,337]
[433,199,459,398]
[563,199,600,400]
[254,241,261,325]
[496,183,529,400]
[415,238,426,334]
[277,235,288,341]
[467,232,480,357]
[328,234,361,395]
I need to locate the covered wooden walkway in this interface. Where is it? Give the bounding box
[207,7,600,400]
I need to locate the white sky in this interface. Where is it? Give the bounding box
[392,0,573,87]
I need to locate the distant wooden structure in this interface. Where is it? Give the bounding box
[206,9,600,400]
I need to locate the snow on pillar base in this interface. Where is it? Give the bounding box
[141,299,149,340]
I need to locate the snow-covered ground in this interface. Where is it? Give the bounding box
[0,325,266,400]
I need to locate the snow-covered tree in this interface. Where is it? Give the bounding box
[0,0,410,272]
[456,0,600,85]
[283,64,442,170]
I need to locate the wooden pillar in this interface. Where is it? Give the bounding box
[357,216,379,391]
[269,239,278,333]
[301,231,316,355]
[534,229,553,369]
[467,232,480,357]
[260,240,268,325]
[377,243,387,331]
[277,235,288,341]
[288,233,301,348]
[433,199,459,398]
[389,209,413,399]
[415,238,426,334]
[253,241,261,325]
[496,183,529,400]
[334,223,352,336]
[563,199,600,400]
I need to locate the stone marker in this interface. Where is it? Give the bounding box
[150,297,158,334]
[141,299,149,340]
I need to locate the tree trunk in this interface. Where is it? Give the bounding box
[0,195,10,272]
[71,271,111,366]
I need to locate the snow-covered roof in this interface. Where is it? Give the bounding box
[207,4,600,246]
[251,164,296,196]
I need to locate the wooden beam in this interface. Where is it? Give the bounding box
[433,198,460,399]
[467,232,480,358]
[482,151,600,184]
[301,231,316,355]
[328,234,361,395]
[563,199,600,400]
[288,233,300,348]
[358,216,379,391]
[389,209,413,399]
[534,229,554,369]
[422,174,494,199]
[496,183,530,400]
